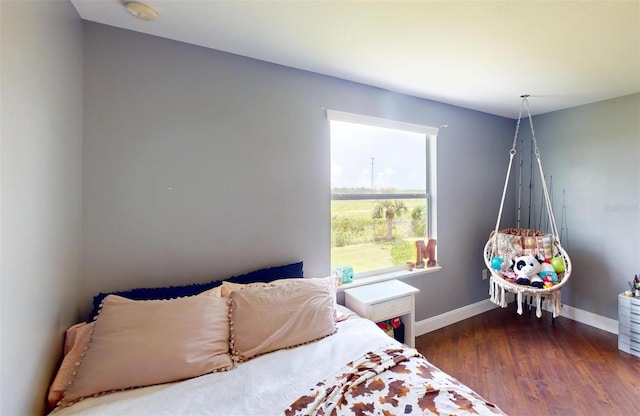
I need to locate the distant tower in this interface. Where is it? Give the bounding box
[371,157,375,189]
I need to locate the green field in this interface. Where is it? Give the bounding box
[331,242,396,271]
[330,199,426,273]
[331,199,425,219]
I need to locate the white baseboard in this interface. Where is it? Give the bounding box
[415,298,499,336]
[415,298,618,336]
[551,304,618,334]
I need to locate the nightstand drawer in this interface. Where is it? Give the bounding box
[370,295,412,322]
[618,310,640,325]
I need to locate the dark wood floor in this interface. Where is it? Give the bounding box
[415,306,640,416]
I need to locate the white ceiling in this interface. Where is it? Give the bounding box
[71,0,640,119]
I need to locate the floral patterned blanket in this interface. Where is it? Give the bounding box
[284,346,506,416]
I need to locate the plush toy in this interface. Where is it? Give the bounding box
[538,259,559,283]
[511,254,544,288]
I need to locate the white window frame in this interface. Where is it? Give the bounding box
[327,109,439,281]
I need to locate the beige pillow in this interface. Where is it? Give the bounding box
[60,295,233,406]
[221,280,264,297]
[220,280,290,297]
[222,276,339,309]
[335,304,361,322]
[48,322,94,408]
[222,276,341,319]
[230,277,336,362]
[198,285,223,297]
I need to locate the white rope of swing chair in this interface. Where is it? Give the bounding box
[491,96,561,259]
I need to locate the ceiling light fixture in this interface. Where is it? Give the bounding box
[124,1,158,21]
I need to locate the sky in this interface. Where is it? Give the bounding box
[330,120,426,190]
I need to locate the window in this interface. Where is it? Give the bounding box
[328,110,439,277]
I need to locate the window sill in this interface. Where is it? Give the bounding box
[336,265,441,291]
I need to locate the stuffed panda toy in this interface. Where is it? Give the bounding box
[511,255,544,288]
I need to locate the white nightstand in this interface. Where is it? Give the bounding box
[344,279,420,347]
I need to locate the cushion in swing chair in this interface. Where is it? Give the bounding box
[483,228,571,318]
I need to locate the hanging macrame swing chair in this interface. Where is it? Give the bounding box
[483,95,572,319]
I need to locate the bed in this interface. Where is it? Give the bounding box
[47,267,505,416]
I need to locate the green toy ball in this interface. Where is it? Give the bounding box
[550,256,565,273]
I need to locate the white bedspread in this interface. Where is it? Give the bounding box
[51,318,399,416]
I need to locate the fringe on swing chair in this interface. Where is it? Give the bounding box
[483,96,572,319]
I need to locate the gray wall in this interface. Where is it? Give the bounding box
[3,4,634,413]
[81,22,516,321]
[0,1,83,415]
[532,94,640,319]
